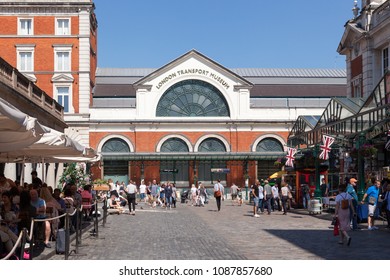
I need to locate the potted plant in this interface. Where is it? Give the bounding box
[93,178,110,191]
[360,144,378,157]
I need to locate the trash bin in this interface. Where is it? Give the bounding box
[308,199,322,214]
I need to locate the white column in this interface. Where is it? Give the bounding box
[78,9,91,114]
[4,163,16,181]
[45,163,56,188]
[24,164,33,185]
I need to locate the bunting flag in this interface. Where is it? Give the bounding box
[319,135,335,160]
[285,147,297,167]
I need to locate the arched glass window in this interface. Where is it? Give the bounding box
[198,138,227,183]
[102,138,130,153]
[160,138,189,183]
[156,79,230,117]
[160,138,189,152]
[198,138,226,152]
[256,137,284,152]
[102,138,130,182]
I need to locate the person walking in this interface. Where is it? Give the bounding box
[334,184,354,246]
[165,183,173,209]
[361,180,381,230]
[346,178,359,230]
[272,183,281,211]
[214,179,223,212]
[302,184,310,209]
[230,183,239,206]
[252,179,261,217]
[198,183,207,206]
[263,180,272,215]
[383,184,390,229]
[139,180,146,202]
[126,180,137,215]
[280,182,291,215]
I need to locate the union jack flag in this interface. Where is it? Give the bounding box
[285,147,297,167]
[319,135,335,160]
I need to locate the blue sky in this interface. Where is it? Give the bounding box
[94,0,355,69]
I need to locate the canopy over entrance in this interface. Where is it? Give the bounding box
[101,152,286,162]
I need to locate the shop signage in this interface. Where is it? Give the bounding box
[156,68,230,90]
[211,168,230,173]
[160,169,178,173]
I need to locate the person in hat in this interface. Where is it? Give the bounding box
[346,178,359,230]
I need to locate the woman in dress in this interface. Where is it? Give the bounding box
[334,184,355,246]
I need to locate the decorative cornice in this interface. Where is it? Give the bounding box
[0,6,92,16]
[51,73,74,83]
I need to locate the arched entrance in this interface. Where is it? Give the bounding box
[256,137,284,179]
[160,137,190,184]
[102,137,130,184]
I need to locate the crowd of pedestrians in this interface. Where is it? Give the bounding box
[2,170,390,257]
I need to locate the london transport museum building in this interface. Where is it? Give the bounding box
[0,0,389,196]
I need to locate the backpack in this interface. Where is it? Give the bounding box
[341,194,349,209]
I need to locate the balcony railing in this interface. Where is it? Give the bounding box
[0,56,64,120]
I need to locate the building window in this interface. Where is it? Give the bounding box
[16,45,35,73]
[160,138,189,152]
[56,86,70,113]
[18,18,33,35]
[56,18,70,35]
[156,79,230,117]
[256,138,284,152]
[198,138,226,152]
[18,52,33,71]
[383,47,389,75]
[351,75,362,98]
[55,51,70,71]
[102,138,130,153]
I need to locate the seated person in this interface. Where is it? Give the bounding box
[1,191,19,235]
[30,189,51,248]
[108,194,124,214]
[81,185,93,220]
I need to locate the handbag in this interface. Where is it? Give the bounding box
[368,196,376,205]
[288,192,292,199]
[214,190,221,198]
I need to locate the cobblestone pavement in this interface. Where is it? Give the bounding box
[46,198,390,260]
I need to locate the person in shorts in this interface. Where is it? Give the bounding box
[230,183,239,206]
[361,180,380,230]
[252,179,261,217]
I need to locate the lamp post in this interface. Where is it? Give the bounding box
[243,160,249,200]
[314,144,322,198]
[357,133,366,201]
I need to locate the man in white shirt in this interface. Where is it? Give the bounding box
[139,179,146,202]
[214,179,223,211]
[126,180,137,215]
[272,183,281,211]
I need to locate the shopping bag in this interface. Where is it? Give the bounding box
[333,218,339,236]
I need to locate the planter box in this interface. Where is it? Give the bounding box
[93,184,110,191]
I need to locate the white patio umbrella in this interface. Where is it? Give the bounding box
[0,97,47,152]
[0,126,87,164]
